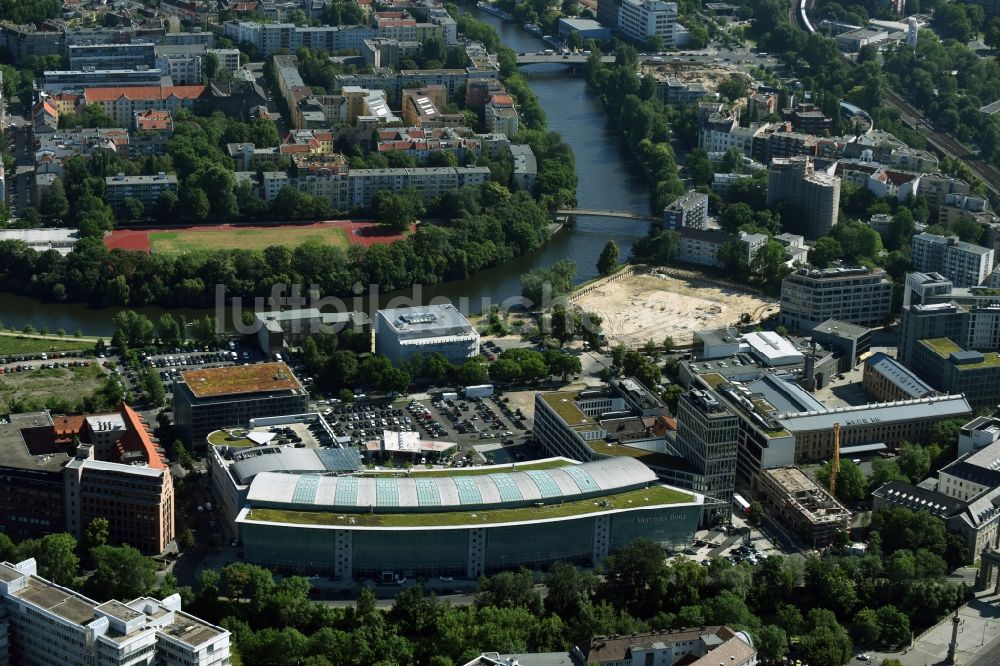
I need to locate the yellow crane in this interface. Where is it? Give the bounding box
[829,422,841,495]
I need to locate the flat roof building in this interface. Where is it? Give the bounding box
[663,190,709,231]
[0,558,230,665]
[582,626,756,666]
[674,389,739,523]
[104,171,178,212]
[173,362,309,446]
[780,265,893,331]
[237,457,704,579]
[767,156,840,240]
[375,304,479,365]
[912,232,995,288]
[909,337,1000,409]
[253,308,371,355]
[811,318,872,372]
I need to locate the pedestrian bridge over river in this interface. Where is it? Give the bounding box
[556,208,660,222]
[515,53,615,65]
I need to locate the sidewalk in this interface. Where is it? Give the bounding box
[867,592,1000,665]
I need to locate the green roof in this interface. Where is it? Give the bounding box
[700,373,728,389]
[244,484,695,528]
[921,337,1000,369]
[922,337,962,357]
[585,440,686,469]
[207,430,255,447]
[539,391,591,426]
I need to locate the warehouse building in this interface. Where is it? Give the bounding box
[237,457,704,579]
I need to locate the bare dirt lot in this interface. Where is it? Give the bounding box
[573,271,777,347]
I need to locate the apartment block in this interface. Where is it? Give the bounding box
[82,85,205,126]
[663,191,708,230]
[104,172,178,212]
[918,173,970,215]
[675,228,767,269]
[69,42,156,70]
[674,389,739,523]
[0,559,230,666]
[41,68,168,93]
[485,93,518,138]
[779,266,893,331]
[766,156,840,239]
[173,362,309,445]
[911,232,994,288]
[0,24,64,65]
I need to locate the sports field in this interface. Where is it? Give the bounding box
[105,220,413,254]
[148,226,351,253]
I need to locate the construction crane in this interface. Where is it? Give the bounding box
[829,422,841,495]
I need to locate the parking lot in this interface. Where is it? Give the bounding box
[141,344,265,397]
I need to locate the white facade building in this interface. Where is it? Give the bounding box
[618,0,680,45]
[0,558,230,666]
[375,305,479,365]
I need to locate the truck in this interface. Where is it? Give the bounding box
[441,391,459,402]
[463,384,494,399]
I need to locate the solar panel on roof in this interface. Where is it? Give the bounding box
[561,466,600,493]
[292,475,320,504]
[526,470,561,498]
[415,478,441,507]
[334,476,359,506]
[453,476,482,504]
[490,474,523,502]
[376,478,399,507]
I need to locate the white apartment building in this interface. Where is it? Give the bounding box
[155,52,203,85]
[260,166,492,210]
[208,48,241,74]
[0,558,230,666]
[618,0,680,45]
[911,232,994,288]
[104,172,178,211]
[485,96,519,137]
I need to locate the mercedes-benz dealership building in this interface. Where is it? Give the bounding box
[236,457,704,579]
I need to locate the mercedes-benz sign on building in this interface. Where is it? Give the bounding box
[236,457,704,579]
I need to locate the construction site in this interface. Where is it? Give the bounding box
[572,269,776,348]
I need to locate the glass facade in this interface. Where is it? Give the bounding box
[353,529,469,577]
[484,521,594,572]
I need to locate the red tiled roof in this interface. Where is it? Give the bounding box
[117,403,167,470]
[489,94,514,106]
[84,85,205,103]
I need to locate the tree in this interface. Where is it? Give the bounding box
[662,384,684,413]
[808,236,843,268]
[877,605,911,647]
[544,561,597,621]
[173,439,195,471]
[121,197,145,221]
[599,538,669,617]
[142,367,166,406]
[897,442,932,482]
[596,240,620,277]
[87,545,157,601]
[815,459,867,502]
[754,625,789,661]
[39,178,69,219]
[717,74,749,102]
[475,569,543,616]
[799,610,853,666]
[19,533,79,586]
[177,526,195,551]
[852,607,881,646]
[204,51,220,80]
[82,517,109,553]
[157,313,182,346]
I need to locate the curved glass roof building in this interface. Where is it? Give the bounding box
[236,458,704,579]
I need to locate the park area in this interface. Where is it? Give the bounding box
[573,270,777,347]
[104,220,411,254]
[0,335,92,356]
[0,363,108,407]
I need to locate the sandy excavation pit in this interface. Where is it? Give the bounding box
[573,272,778,347]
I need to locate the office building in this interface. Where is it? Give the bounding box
[238,457,703,578]
[779,266,893,331]
[756,466,851,547]
[173,362,309,445]
[597,0,624,34]
[909,338,1000,409]
[580,626,756,666]
[663,191,708,230]
[863,351,936,402]
[104,172,178,212]
[674,389,739,523]
[558,18,613,41]
[253,308,371,355]
[0,405,173,554]
[911,232,994,288]
[958,416,1000,456]
[375,304,479,365]
[777,393,972,463]
[533,383,705,493]
[675,228,767,269]
[0,559,230,665]
[899,285,1000,367]
[767,156,841,239]
[69,42,156,70]
[811,319,871,371]
[82,85,205,126]
[618,0,680,45]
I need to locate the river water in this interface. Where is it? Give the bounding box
[0,9,652,335]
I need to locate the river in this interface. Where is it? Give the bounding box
[0,9,652,335]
